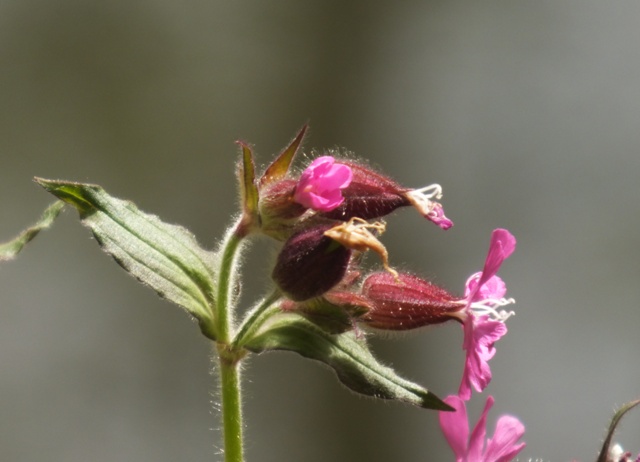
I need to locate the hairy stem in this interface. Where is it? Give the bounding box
[216,221,245,343]
[218,352,244,462]
[215,219,248,462]
[232,290,281,349]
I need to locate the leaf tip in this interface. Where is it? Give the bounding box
[33,176,54,191]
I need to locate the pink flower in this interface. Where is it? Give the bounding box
[293,156,353,212]
[405,184,454,230]
[439,394,526,462]
[459,315,508,400]
[465,229,516,303]
[458,229,516,400]
[426,202,454,230]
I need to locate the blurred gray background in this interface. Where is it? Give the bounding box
[2,1,640,461]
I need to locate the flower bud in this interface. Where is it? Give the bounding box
[321,161,453,229]
[361,272,464,330]
[272,224,352,301]
[258,178,307,239]
[321,161,410,221]
[293,156,353,212]
[258,156,352,241]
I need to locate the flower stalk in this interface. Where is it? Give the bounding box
[218,351,245,462]
[214,219,250,462]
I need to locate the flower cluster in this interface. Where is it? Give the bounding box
[17,127,640,462]
[241,127,524,461]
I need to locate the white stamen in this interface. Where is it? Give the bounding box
[405,184,443,212]
[468,297,516,322]
[406,187,443,220]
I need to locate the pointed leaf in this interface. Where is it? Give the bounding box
[35,178,217,339]
[244,312,451,410]
[0,201,64,261]
[260,124,308,186]
[596,399,640,462]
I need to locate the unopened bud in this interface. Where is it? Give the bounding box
[258,156,353,241]
[321,161,453,229]
[361,272,464,330]
[321,161,410,221]
[258,179,307,239]
[272,224,352,301]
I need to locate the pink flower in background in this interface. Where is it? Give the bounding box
[294,156,353,212]
[439,395,526,462]
[459,229,516,400]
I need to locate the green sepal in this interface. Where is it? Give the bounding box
[0,201,65,261]
[236,141,259,233]
[244,311,451,410]
[35,178,217,339]
[596,399,640,462]
[296,297,369,334]
[259,124,308,187]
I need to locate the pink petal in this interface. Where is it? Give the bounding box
[467,229,515,302]
[483,415,526,462]
[468,395,494,461]
[293,156,353,212]
[426,203,454,230]
[479,229,516,287]
[465,274,507,301]
[459,315,508,400]
[307,155,334,172]
[439,395,469,461]
[322,163,353,189]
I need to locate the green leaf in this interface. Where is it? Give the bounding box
[0,201,64,261]
[244,312,451,410]
[596,399,640,462]
[35,178,217,339]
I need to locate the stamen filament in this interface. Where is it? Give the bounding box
[468,297,516,322]
[405,184,445,214]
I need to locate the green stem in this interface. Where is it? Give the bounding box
[232,290,281,349]
[215,219,247,462]
[216,221,244,343]
[218,353,244,462]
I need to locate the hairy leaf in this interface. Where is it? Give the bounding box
[0,201,64,261]
[244,312,451,410]
[36,178,217,339]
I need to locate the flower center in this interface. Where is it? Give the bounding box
[467,297,516,322]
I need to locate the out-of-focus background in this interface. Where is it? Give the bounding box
[2,1,640,461]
